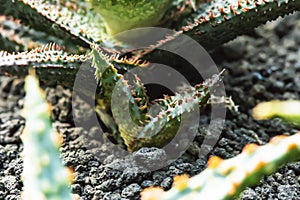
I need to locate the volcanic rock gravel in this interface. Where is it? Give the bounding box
[0,12,299,200]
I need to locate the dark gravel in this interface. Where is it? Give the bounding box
[0,12,299,200]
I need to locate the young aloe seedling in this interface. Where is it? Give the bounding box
[21,71,72,200]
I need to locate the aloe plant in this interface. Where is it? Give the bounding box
[0,0,299,151]
[21,71,72,200]
[139,100,300,199]
[140,132,300,200]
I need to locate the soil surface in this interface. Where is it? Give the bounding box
[0,12,299,200]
